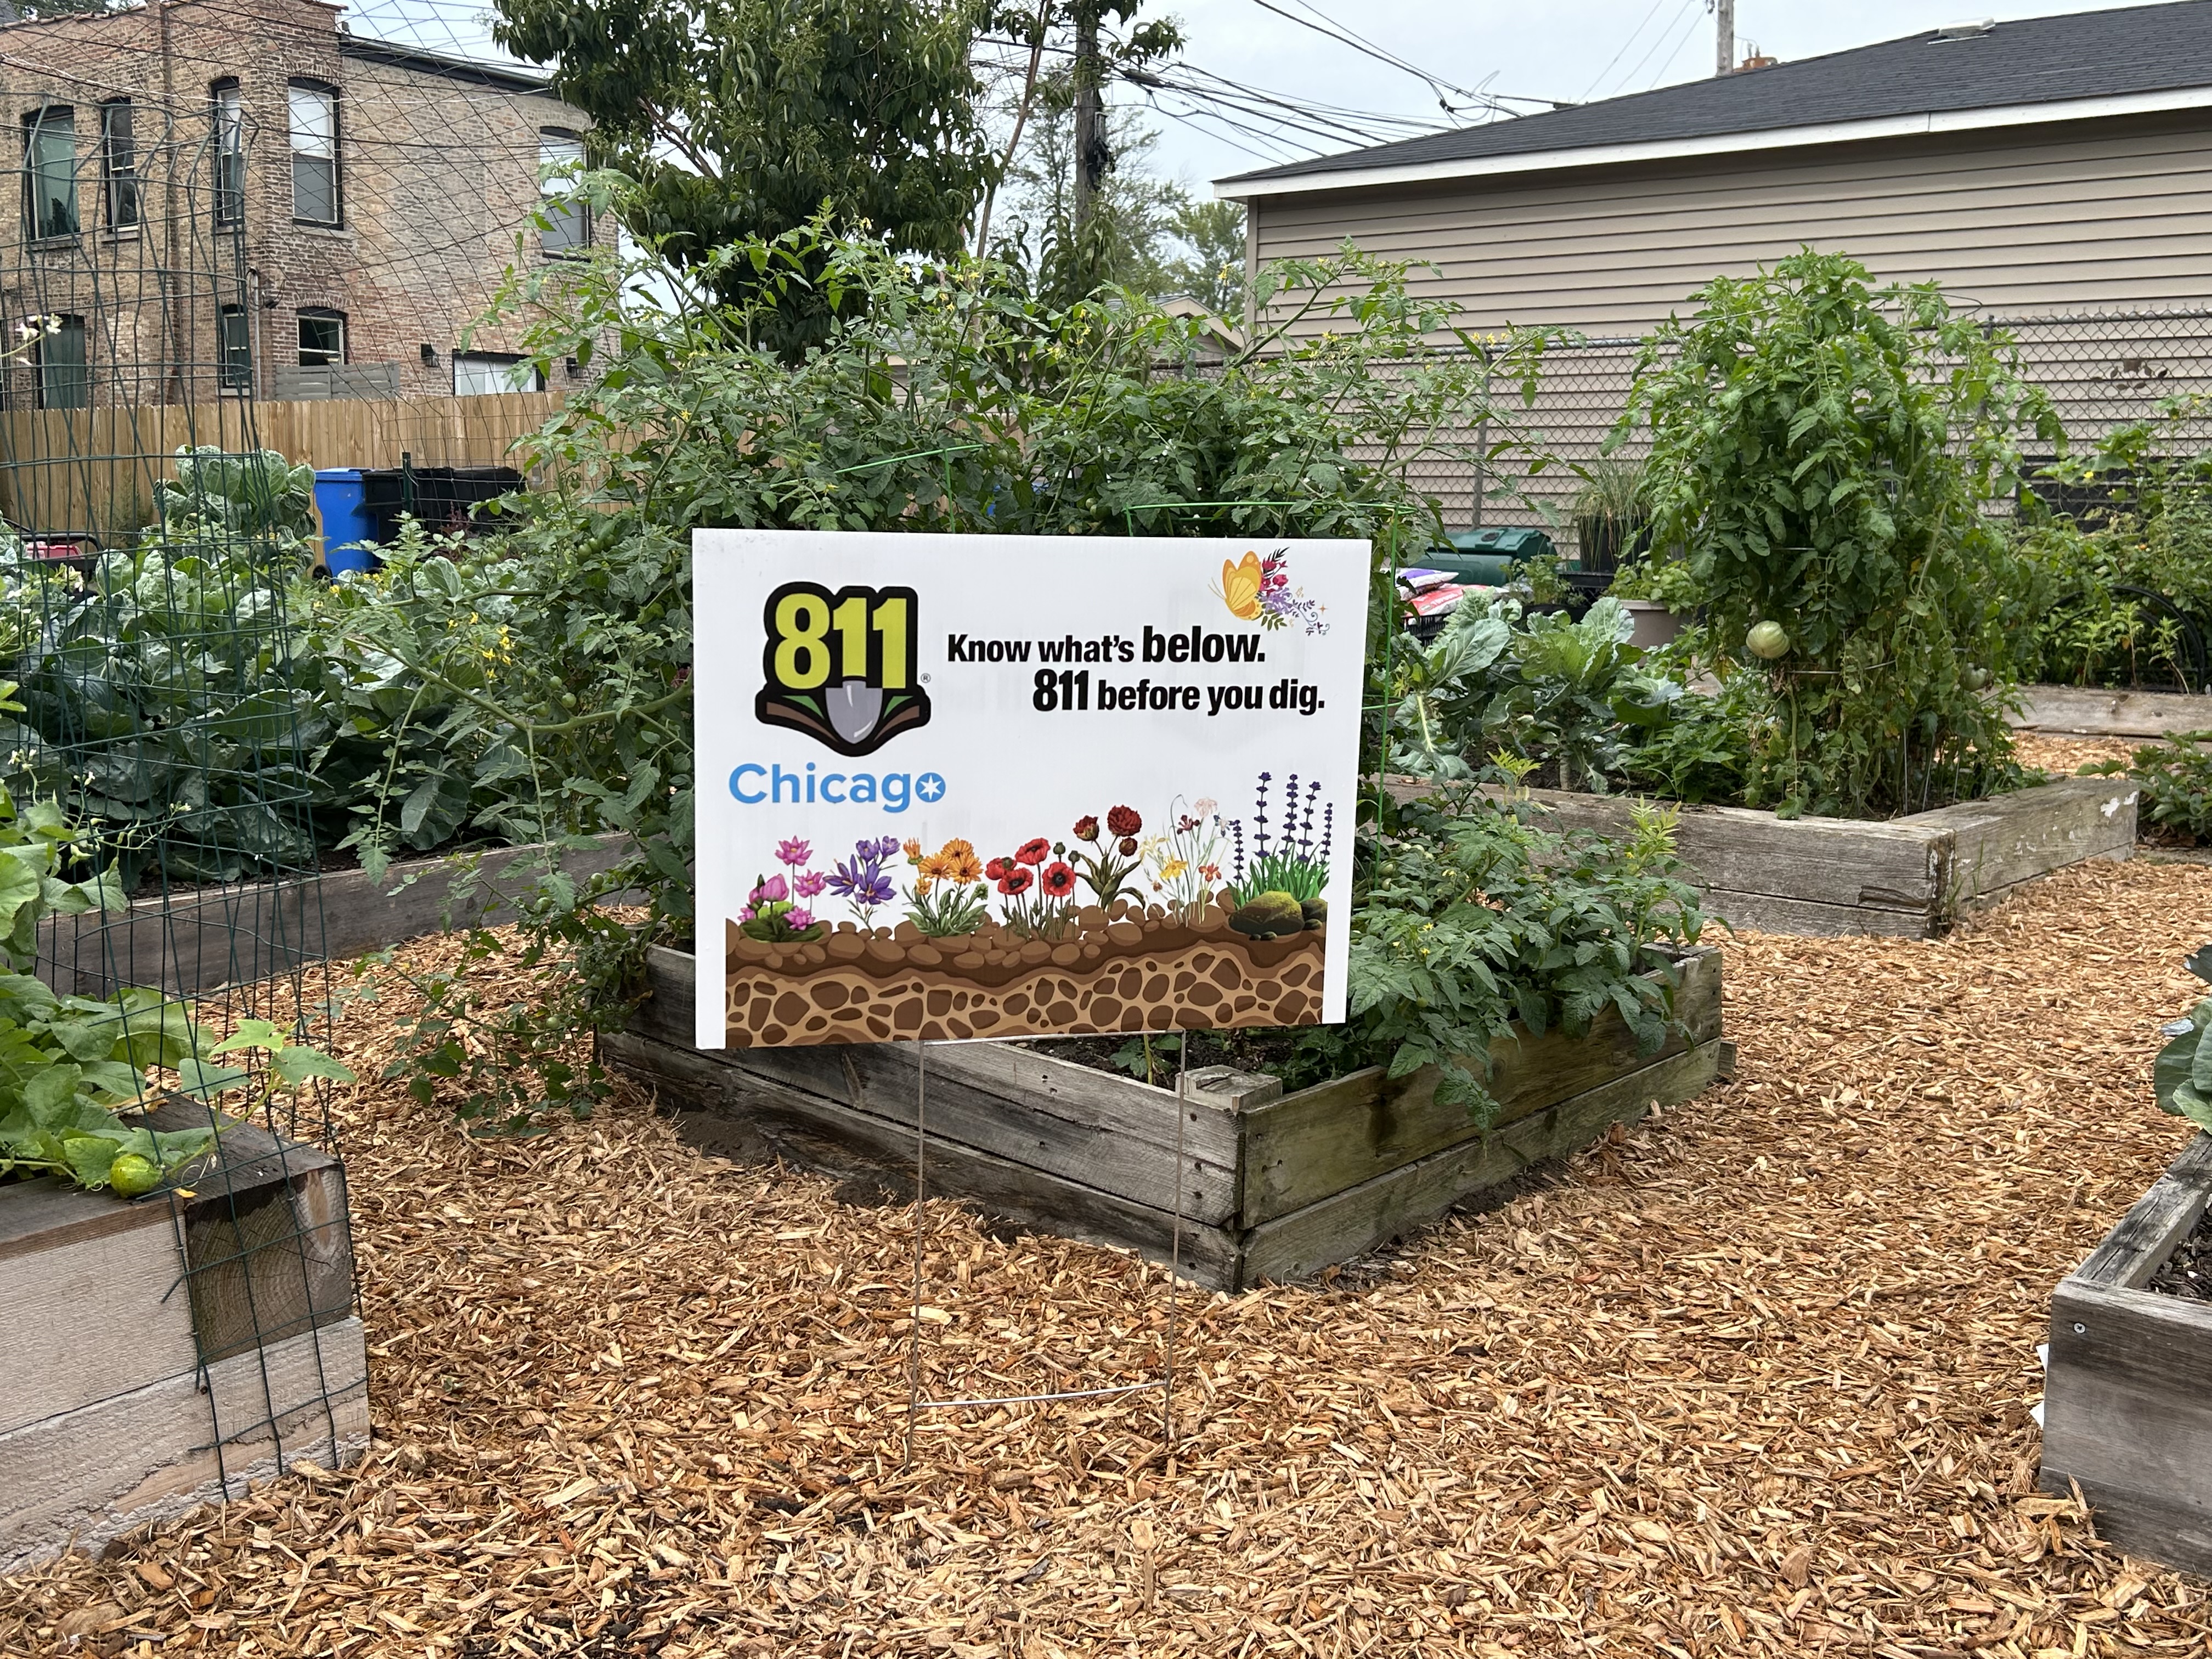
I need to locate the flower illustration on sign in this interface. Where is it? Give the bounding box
[1214,548,1329,635]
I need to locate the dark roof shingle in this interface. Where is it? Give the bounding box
[1218,1,2212,185]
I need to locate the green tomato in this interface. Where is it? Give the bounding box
[1962,665,1990,691]
[108,1152,163,1198]
[1746,620,1791,660]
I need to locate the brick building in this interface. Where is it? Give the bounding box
[0,0,603,407]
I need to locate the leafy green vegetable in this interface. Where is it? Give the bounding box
[2155,945,2212,1134]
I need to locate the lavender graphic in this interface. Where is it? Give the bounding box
[1225,770,1330,904]
[827,834,903,928]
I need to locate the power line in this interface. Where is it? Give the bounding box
[1582,0,1671,103]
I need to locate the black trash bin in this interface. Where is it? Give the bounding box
[358,457,524,545]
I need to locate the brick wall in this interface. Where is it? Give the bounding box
[0,0,603,409]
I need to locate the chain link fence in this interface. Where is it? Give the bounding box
[1400,305,2212,556]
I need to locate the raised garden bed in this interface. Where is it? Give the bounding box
[2015,686,2212,740]
[604,944,1733,1291]
[2039,1132,2212,1578]
[39,833,630,998]
[1395,777,2137,939]
[1,1104,364,1573]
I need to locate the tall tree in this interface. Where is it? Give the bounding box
[494,0,997,351]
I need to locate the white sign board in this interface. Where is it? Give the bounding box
[692,531,1368,1050]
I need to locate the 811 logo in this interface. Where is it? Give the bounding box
[755,581,932,757]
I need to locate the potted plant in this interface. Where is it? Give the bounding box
[1570,456,1651,575]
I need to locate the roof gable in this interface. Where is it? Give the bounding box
[1218,1,2212,190]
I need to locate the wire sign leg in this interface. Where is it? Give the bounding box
[896,1029,1190,1470]
[903,1036,927,1472]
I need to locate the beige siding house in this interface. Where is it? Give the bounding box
[1216,3,2212,528]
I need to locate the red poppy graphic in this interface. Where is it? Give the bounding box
[985,856,1012,881]
[997,865,1034,896]
[1071,815,1099,843]
[1039,861,1076,898]
[1015,837,1052,866]
[1106,804,1142,838]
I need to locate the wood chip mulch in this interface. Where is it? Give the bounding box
[7,861,2212,1657]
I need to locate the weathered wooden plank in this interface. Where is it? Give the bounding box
[1511,790,1947,913]
[0,1316,369,1575]
[613,1034,1245,1288]
[1239,1041,1734,1286]
[1930,776,2140,907]
[631,947,1259,1217]
[1695,888,1936,938]
[609,1019,1243,1226]
[1389,776,2132,937]
[2016,684,2212,738]
[0,1193,195,1438]
[1239,947,1721,1226]
[40,833,632,997]
[2041,1276,2212,1578]
[2073,1132,2212,1288]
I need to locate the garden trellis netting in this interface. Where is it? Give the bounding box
[0,69,371,1519]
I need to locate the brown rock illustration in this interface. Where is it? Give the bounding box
[724,912,1324,1046]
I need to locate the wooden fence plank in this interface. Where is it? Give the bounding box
[0,392,564,537]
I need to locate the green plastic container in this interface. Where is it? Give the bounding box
[1422,526,1557,587]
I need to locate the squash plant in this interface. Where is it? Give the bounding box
[0,669,354,1197]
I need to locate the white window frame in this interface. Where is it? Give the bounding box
[288,82,339,225]
[452,352,544,396]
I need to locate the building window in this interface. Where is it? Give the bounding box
[36,315,87,409]
[218,305,251,391]
[288,82,338,225]
[452,352,544,396]
[538,129,588,255]
[23,107,77,240]
[297,309,344,366]
[99,100,137,230]
[212,81,244,225]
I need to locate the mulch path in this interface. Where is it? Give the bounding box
[7,861,2212,1656]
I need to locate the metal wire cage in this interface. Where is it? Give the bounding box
[0,84,361,1559]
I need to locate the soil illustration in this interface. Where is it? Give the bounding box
[723,898,1324,1046]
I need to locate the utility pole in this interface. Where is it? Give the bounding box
[1715,0,1734,75]
[1071,0,1107,233]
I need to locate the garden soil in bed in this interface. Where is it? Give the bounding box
[2148,1206,2212,1301]
[9,861,2212,1654]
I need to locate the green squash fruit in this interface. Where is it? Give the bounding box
[108,1152,162,1198]
[1746,620,1791,660]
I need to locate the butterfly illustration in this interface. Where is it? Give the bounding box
[1216,551,1265,621]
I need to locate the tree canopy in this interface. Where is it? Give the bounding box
[494,0,997,350]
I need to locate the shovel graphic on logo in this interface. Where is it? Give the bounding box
[755,580,931,758]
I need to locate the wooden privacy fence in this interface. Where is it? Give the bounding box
[0,391,569,539]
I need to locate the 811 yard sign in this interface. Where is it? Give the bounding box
[692,531,1368,1051]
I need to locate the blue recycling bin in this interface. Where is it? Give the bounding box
[313,469,377,574]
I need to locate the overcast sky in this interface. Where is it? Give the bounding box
[1128,0,2183,190]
